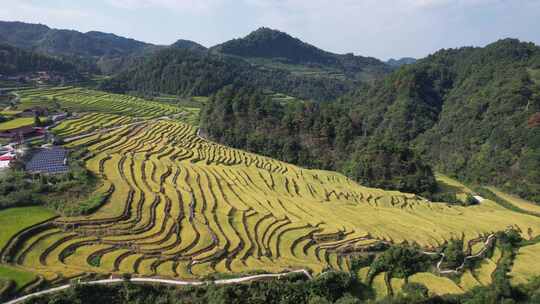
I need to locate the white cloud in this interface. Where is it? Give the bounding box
[1,0,538,59]
[106,0,225,13]
[406,0,500,8]
[0,2,91,23]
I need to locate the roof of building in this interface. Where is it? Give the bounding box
[25,147,69,174]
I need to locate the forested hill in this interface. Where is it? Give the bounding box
[0,21,151,57]
[171,39,207,52]
[201,39,540,201]
[98,28,395,101]
[99,47,352,101]
[386,57,416,67]
[0,21,161,74]
[211,27,390,80]
[0,43,80,76]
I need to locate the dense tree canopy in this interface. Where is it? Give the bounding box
[100,48,354,101]
[0,44,79,76]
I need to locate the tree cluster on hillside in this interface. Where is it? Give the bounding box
[200,85,437,196]
[345,38,540,201]
[202,39,540,201]
[100,48,354,102]
[0,44,80,76]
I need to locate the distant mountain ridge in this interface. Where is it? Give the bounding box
[0,21,152,57]
[0,21,162,74]
[386,57,416,67]
[171,39,207,52]
[0,21,393,80]
[0,43,80,77]
[99,27,397,101]
[210,27,391,80]
[99,47,352,102]
[211,27,341,65]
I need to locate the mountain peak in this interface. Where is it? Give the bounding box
[248,27,288,37]
[211,27,336,65]
[171,39,207,52]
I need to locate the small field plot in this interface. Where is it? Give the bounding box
[434,173,474,201]
[510,243,540,285]
[0,207,56,250]
[408,273,463,296]
[488,187,540,215]
[528,68,540,84]
[0,118,34,131]
[0,265,35,289]
[371,272,388,300]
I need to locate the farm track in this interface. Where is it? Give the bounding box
[5,269,312,304]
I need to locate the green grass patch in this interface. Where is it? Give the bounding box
[528,68,540,84]
[0,117,34,131]
[0,206,56,251]
[0,265,36,289]
[0,110,22,117]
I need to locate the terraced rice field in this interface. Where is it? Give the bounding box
[53,113,135,138]
[0,265,35,289]
[18,87,199,122]
[510,243,540,285]
[3,115,539,280]
[0,207,56,250]
[0,117,35,131]
[1,87,540,294]
[488,187,540,216]
[472,247,501,286]
[408,273,463,296]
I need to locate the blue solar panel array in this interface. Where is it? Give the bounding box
[26,147,69,174]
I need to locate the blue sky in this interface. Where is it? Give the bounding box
[1,0,539,60]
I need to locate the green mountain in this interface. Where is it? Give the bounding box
[171,39,207,52]
[100,47,353,101]
[210,27,391,81]
[0,21,162,74]
[0,21,151,57]
[386,57,416,67]
[201,39,540,200]
[0,43,79,76]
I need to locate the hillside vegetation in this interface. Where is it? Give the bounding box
[0,44,80,76]
[201,85,437,196]
[201,39,540,201]
[100,48,353,101]
[211,27,390,81]
[0,21,161,74]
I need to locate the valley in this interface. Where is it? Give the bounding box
[0,12,539,303]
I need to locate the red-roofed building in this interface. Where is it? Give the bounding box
[0,155,14,161]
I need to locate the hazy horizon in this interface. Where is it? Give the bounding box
[1,0,539,60]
